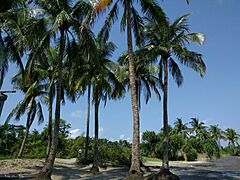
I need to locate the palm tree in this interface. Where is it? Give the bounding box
[5,74,45,158]
[143,13,206,169]
[98,0,166,175]
[190,118,207,138]
[174,118,189,139]
[32,0,92,178]
[34,47,58,158]
[209,125,224,148]
[224,128,240,155]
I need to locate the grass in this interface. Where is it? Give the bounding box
[142,156,162,163]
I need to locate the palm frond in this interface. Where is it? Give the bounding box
[98,0,119,45]
[141,0,168,27]
[187,33,205,45]
[173,45,206,77]
[131,6,144,47]
[169,58,183,87]
[36,101,44,125]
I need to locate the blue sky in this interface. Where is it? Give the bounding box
[1,0,240,141]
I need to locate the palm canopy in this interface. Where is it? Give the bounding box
[209,125,224,140]
[98,0,167,47]
[173,118,189,138]
[0,0,29,88]
[5,71,46,126]
[143,14,206,86]
[224,128,240,147]
[189,118,207,139]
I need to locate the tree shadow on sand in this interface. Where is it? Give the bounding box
[170,166,240,180]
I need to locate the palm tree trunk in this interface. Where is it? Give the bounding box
[231,140,236,155]
[17,115,30,158]
[84,83,91,163]
[46,84,53,159]
[90,88,99,174]
[126,0,141,174]
[36,28,65,180]
[162,57,169,169]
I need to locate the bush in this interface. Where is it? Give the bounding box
[169,134,184,160]
[186,148,198,161]
[203,139,220,159]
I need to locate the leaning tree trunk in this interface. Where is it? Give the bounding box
[18,115,31,158]
[231,140,236,155]
[46,84,53,159]
[125,0,141,177]
[162,57,169,169]
[84,83,91,163]
[35,28,65,180]
[90,89,99,174]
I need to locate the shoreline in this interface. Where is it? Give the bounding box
[0,156,239,179]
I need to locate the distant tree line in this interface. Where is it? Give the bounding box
[0,118,239,164]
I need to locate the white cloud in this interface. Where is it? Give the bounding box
[98,127,104,137]
[119,134,125,140]
[99,127,104,133]
[69,129,81,139]
[71,110,86,118]
[118,134,131,143]
[126,137,132,143]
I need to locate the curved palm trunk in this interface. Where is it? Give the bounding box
[84,83,91,163]
[18,115,31,158]
[126,0,141,174]
[36,28,65,179]
[162,57,169,169]
[90,88,99,173]
[46,84,53,159]
[231,140,236,155]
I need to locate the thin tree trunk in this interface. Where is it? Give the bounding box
[36,28,64,180]
[162,57,169,169]
[90,88,99,174]
[84,83,91,163]
[126,0,141,174]
[17,115,30,158]
[46,84,53,159]
[231,140,236,155]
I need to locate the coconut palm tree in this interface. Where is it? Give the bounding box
[32,0,92,178]
[33,47,59,158]
[5,73,45,158]
[143,13,206,169]
[98,0,167,176]
[174,118,189,139]
[224,128,240,155]
[190,118,207,138]
[209,125,224,148]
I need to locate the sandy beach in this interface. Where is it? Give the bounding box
[0,156,240,179]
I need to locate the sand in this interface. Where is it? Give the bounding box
[0,157,239,179]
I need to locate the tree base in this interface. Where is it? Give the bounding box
[90,165,99,174]
[32,172,51,180]
[144,168,180,180]
[126,170,144,180]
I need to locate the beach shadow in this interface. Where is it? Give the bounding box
[170,166,240,180]
[79,167,128,180]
